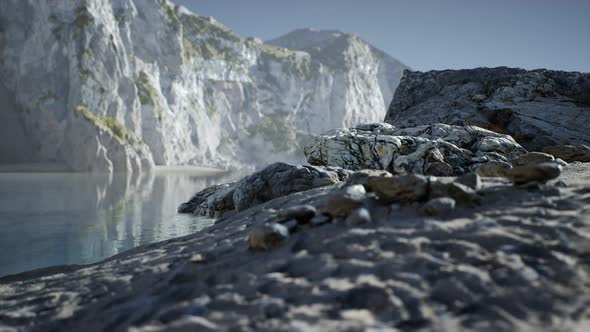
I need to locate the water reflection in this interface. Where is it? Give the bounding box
[0,168,241,277]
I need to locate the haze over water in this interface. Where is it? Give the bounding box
[0,168,239,277]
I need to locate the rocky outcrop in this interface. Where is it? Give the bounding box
[178,162,352,217]
[0,1,408,174]
[304,123,526,175]
[384,67,590,151]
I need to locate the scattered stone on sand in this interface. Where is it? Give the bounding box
[368,174,428,203]
[278,205,317,223]
[455,173,482,191]
[345,208,372,225]
[346,169,393,187]
[511,152,555,167]
[419,197,456,216]
[507,162,562,186]
[475,161,512,177]
[542,145,590,162]
[429,180,481,207]
[319,184,366,217]
[247,223,289,251]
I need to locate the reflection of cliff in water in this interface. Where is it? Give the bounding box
[0,169,241,276]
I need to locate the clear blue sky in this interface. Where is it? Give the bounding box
[172,0,590,72]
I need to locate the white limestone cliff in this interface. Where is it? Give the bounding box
[0,0,408,175]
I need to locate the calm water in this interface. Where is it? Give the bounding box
[0,168,239,277]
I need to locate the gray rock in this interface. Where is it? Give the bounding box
[278,205,317,223]
[368,174,428,203]
[177,182,236,217]
[420,197,456,216]
[305,123,525,176]
[455,173,482,191]
[507,162,562,185]
[345,169,393,187]
[429,181,480,207]
[384,67,590,151]
[248,223,289,251]
[475,161,512,177]
[511,152,555,167]
[319,185,366,217]
[234,163,351,212]
[345,208,372,225]
[180,163,351,217]
[425,161,454,176]
[542,145,590,162]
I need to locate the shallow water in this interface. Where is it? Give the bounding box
[0,168,239,277]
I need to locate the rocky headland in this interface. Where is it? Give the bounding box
[2,66,590,331]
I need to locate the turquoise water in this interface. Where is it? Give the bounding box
[0,168,237,277]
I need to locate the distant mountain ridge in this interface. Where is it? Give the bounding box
[0,0,409,175]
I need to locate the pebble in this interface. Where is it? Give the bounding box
[345,207,372,225]
[542,145,590,162]
[507,162,562,186]
[310,214,331,226]
[475,161,512,177]
[429,181,480,207]
[455,173,481,191]
[511,152,554,167]
[345,169,393,187]
[368,174,428,203]
[319,184,366,217]
[278,205,317,223]
[248,223,289,251]
[419,197,456,216]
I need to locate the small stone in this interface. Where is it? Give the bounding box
[248,223,289,251]
[455,173,481,191]
[278,205,317,223]
[429,181,480,207]
[554,158,568,167]
[511,152,555,167]
[507,162,562,186]
[419,197,456,216]
[425,161,454,176]
[319,184,366,217]
[368,174,428,203]
[310,214,331,226]
[542,145,590,162]
[346,169,393,187]
[345,208,372,225]
[475,161,512,177]
[281,219,298,232]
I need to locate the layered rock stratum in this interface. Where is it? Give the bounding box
[0,0,407,176]
[384,67,590,151]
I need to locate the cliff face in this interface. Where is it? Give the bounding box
[0,0,408,175]
[384,67,590,151]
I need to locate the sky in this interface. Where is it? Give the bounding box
[172,0,590,72]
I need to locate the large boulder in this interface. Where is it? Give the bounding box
[179,162,352,217]
[384,67,590,151]
[304,123,526,175]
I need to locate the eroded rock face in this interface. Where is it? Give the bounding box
[0,1,408,173]
[304,123,526,175]
[384,67,590,151]
[178,162,352,217]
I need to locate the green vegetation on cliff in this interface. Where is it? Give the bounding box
[135,72,158,106]
[74,105,142,145]
[247,113,297,152]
